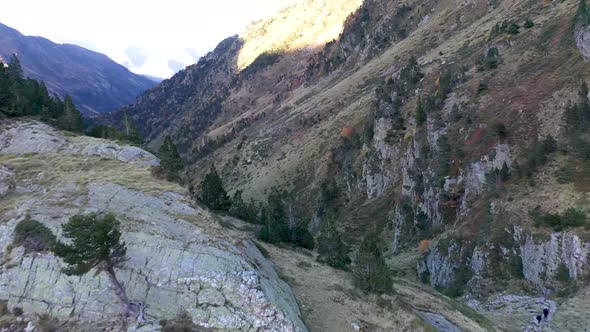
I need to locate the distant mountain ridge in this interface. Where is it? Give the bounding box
[0,22,157,116]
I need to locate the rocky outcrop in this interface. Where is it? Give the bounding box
[0,165,15,198]
[460,144,512,211]
[363,118,401,199]
[0,122,307,331]
[0,121,159,167]
[516,228,590,286]
[419,226,590,295]
[575,26,590,62]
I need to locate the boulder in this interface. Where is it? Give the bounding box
[0,122,307,332]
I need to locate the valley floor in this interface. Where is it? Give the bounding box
[222,216,590,332]
[221,216,492,332]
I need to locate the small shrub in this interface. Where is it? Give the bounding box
[514,135,557,178]
[289,227,315,250]
[418,240,432,254]
[12,307,23,316]
[524,18,534,28]
[529,206,587,231]
[415,98,427,126]
[509,255,524,279]
[0,300,8,316]
[37,314,59,332]
[556,262,571,283]
[477,47,499,71]
[419,268,431,284]
[575,0,590,28]
[13,219,56,253]
[160,311,204,332]
[489,21,520,38]
[506,22,520,35]
[442,266,473,298]
[478,82,488,93]
[493,122,508,140]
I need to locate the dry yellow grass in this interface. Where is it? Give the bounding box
[237,0,362,69]
[0,153,183,195]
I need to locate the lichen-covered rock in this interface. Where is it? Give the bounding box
[363,118,399,198]
[0,121,160,167]
[418,243,461,289]
[575,27,590,62]
[0,164,15,197]
[0,122,307,332]
[419,225,590,297]
[461,144,512,210]
[516,228,590,286]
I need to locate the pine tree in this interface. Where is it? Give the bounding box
[353,232,393,293]
[0,65,13,113]
[258,188,289,243]
[229,189,248,219]
[245,198,259,224]
[53,213,131,316]
[198,165,230,210]
[59,96,84,132]
[158,136,184,183]
[416,98,427,126]
[576,0,590,27]
[7,54,23,82]
[123,111,142,144]
[563,82,590,159]
[317,216,351,269]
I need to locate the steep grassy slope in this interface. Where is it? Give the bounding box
[103,0,590,329]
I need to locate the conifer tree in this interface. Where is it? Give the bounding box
[317,216,351,269]
[53,213,131,316]
[353,232,393,293]
[258,188,289,243]
[7,54,23,82]
[59,96,84,132]
[416,98,427,126]
[123,111,142,144]
[576,0,590,27]
[158,136,184,183]
[0,65,13,112]
[198,165,230,210]
[229,189,248,219]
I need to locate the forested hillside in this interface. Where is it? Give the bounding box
[0,22,156,116]
[0,55,84,132]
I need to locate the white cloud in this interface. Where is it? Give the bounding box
[0,0,297,78]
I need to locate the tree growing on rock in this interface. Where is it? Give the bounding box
[198,165,230,211]
[353,232,393,293]
[53,213,133,317]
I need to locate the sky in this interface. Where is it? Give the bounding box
[0,0,297,78]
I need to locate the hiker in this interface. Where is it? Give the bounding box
[543,308,549,321]
[536,315,542,324]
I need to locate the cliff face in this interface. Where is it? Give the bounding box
[101,0,590,325]
[0,121,307,331]
[0,23,156,116]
